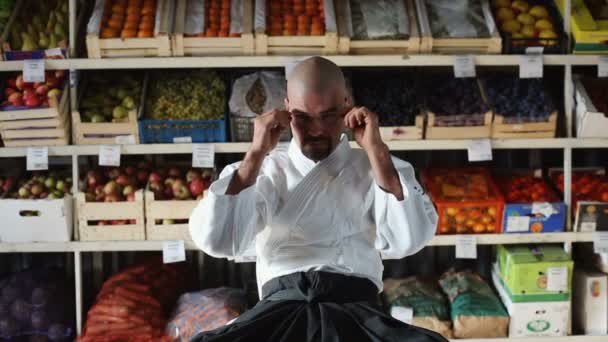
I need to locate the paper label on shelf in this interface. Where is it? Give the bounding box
[23,59,45,83]
[532,202,554,217]
[453,55,476,78]
[45,48,63,57]
[163,240,186,264]
[599,56,608,78]
[525,47,544,55]
[594,232,608,254]
[546,267,568,292]
[506,216,530,232]
[456,235,477,259]
[192,144,215,168]
[26,147,48,171]
[115,135,136,145]
[467,139,492,162]
[520,55,543,79]
[173,136,192,143]
[99,145,121,167]
[390,306,413,324]
[580,221,597,232]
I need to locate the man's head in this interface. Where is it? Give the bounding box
[286,57,350,161]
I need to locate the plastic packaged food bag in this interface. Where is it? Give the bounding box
[166,288,247,341]
[229,72,286,118]
[425,0,491,38]
[383,277,453,338]
[348,0,409,40]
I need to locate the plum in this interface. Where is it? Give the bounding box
[0,316,19,338]
[30,310,49,330]
[31,288,51,306]
[10,298,32,322]
[47,323,70,341]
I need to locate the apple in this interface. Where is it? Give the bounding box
[35,85,49,97]
[55,70,66,79]
[125,166,136,176]
[186,170,201,182]
[8,92,23,106]
[172,180,191,200]
[31,184,43,196]
[122,184,135,196]
[7,78,17,89]
[164,177,175,187]
[55,180,67,192]
[18,187,30,198]
[46,76,60,89]
[44,177,56,189]
[25,97,41,107]
[126,193,136,202]
[103,181,118,195]
[47,88,61,99]
[15,75,25,90]
[189,178,205,197]
[201,170,213,181]
[4,87,16,97]
[104,193,121,202]
[163,185,174,199]
[149,172,162,183]
[107,168,121,180]
[116,174,130,186]
[149,180,163,193]
[168,167,181,178]
[136,170,149,185]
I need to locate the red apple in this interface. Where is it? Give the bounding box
[201,169,213,181]
[189,178,205,197]
[25,97,41,107]
[8,92,22,106]
[149,180,163,193]
[104,193,120,202]
[46,76,60,89]
[126,193,136,201]
[15,75,24,90]
[125,166,136,176]
[107,168,121,180]
[172,179,191,200]
[149,172,162,183]
[7,78,17,89]
[41,99,49,107]
[136,170,149,185]
[55,70,66,79]
[168,167,181,178]
[35,85,49,97]
[164,177,175,187]
[116,174,130,186]
[4,87,16,98]
[23,88,36,99]
[163,185,174,199]
[33,82,45,89]
[186,169,201,182]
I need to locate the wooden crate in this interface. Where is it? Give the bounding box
[0,84,70,147]
[379,115,424,141]
[416,0,501,54]
[336,0,420,55]
[77,190,146,241]
[425,111,493,139]
[144,190,198,241]
[172,0,255,56]
[254,0,339,55]
[491,112,557,139]
[86,0,173,58]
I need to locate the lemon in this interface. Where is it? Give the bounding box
[496,7,515,22]
[538,29,557,45]
[501,19,522,33]
[517,13,535,25]
[535,19,554,31]
[521,25,537,37]
[529,5,549,19]
[511,0,530,14]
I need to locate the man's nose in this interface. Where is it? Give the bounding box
[307,118,324,136]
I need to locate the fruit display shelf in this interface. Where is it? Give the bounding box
[335,0,421,55]
[171,0,255,57]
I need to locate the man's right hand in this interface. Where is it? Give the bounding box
[250,109,292,157]
[225,109,291,195]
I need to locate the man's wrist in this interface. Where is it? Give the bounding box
[365,141,388,157]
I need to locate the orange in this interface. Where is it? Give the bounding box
[305,4,317,15]
[209,8,219,17]
[126,13,141,22]
[284,20,296,30]
[127,6,140,16]
[141,5,156,16]
[124,21,138,30]
[297,14,310,24]
[112,4,126,14]
[110,13,125,21]
[531,222,543,233]
[283,29,296,36]
[293,4,304,14]
[139,20,154,30]
[137,29,153,37]
[107,18,123,30]
[206,29,218,37]
[230,32,241,37]
[101,28,119,38]
[140,15,155,24]
[121,28,137,38]
[221,8,230,17]
[220,21,230,30]
[218,30,229,37]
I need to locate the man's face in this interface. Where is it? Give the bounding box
[286,90,348,162]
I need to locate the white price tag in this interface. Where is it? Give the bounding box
[506,216,531,232]
[163,240,186,264]
[173,136,192,143]
[467,139,493,162]
[274,142,289,153]
[192,144,215,168]
[26,147,48,171]
[532,202,554,217]
[599,56,608,78]
[115,135,136,145]
[23,59,45,83]
[390,306,414,324]
[456,235,477,259]
[98,145,121,167]
[45,48,63,57]
[453,55,476,78]
[546,267,568,292]
[520,55,543,79]
[594,232,608,254]
[580,221,597,232]
[525,47,544,55]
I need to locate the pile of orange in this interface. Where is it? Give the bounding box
[266,0,326,36]
[100,0,157,39]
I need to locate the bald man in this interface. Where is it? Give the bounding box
[189,57,444,342]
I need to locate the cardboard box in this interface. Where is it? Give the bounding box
[556,0,608,54]
[0,196,73,242]
[503,202,566,234]
[574,77,608,138]
[497,245,573,301]
[573,270,608,335]
[574,202,608,232]
[492,269,570,338]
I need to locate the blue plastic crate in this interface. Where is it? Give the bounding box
[138,118,227,144]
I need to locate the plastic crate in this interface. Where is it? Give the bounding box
[138,117,227,144]
[422,168,505,235]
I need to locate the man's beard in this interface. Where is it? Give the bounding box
[301,137,333,162]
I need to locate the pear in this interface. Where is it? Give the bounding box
[27,24,39,42]
[32,15,43,32]
[48,33,59,49]
[10,26,22,49]
[21,33,38,51]
[61,2,69,14]
[38,32,49,49]
[46,12,56,32]
[55,12,65,26]
[54,23,66,40]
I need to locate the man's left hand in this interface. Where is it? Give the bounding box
[343,106,383,152]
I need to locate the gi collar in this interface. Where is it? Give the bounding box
[288,134,351,177]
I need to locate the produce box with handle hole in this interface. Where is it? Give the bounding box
[421,167,505,235]
[492,0,568,54]
[416,0,502,54]
[0,73,70,147]
[172,0,255,56]
[253,0,339,55]
[424,77,493,139]
[574,76,608,138]
[481,75,558,139]
[556,0,608,54]
[0,0,70,60]
[335,0,420,55]
[497,244,573,301]
[86,0,173,58]
[139,70,228,144]
[495,170,566,234]
[72,71,144,145]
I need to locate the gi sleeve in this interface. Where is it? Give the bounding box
[189,162,278,258]
[373,158,438,259]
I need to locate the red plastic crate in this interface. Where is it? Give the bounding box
[422,168,505,235]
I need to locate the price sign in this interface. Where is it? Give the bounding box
[391,306,413,324]
[520,55,543,79]
[467,139,492,162]
[456,235,477,259]
[453,55,476,78]
[192,144,215,168]
[506,216,530,233]
[546,267,568,292]
[26,147,48,171]
[99,145,121,167]
[598,56,608,78]
[163,240,186,264]
[23,59,45,83]
[594,232,608,254]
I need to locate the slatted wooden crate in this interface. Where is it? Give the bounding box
[253,0,339,55]
[491,112,557,138]
[336,0,420,55]
[0,84,70,147]
[416,0,501,54]
[77,190,146,241]
[425,111,493,139]
[86,0,173,58]
[144,189,199,241]
[172,0,255,56]
[379,115,424,141]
